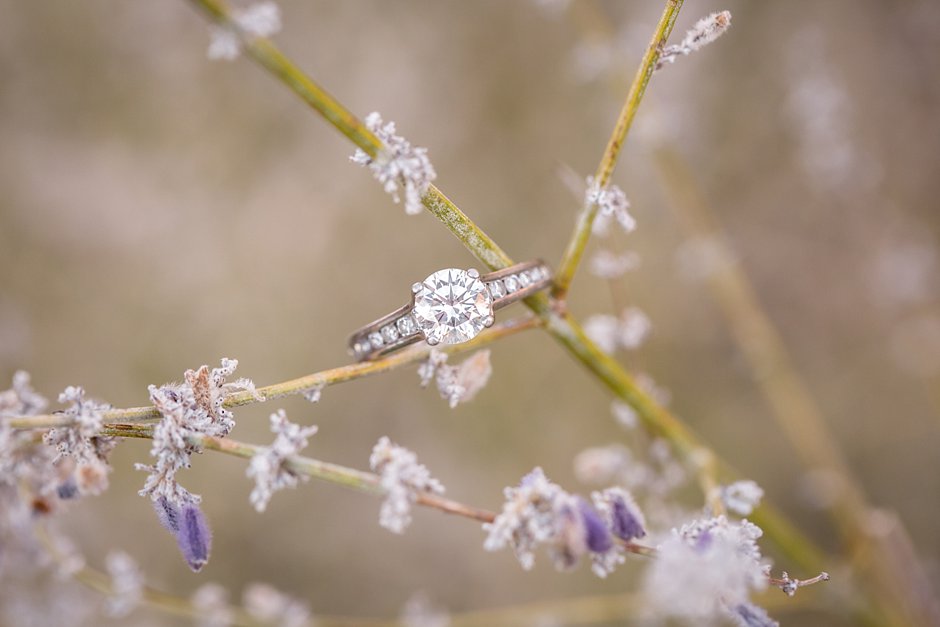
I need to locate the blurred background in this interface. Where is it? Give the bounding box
[1,0,938,625]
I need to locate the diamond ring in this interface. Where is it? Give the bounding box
[349,260,552,361]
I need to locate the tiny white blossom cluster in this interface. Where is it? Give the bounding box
[590,249,640,279]
[38,385,115,497]
[352,112,438,216]
[369,437,445,534]
[192,582,313,627]
[643,515,771,624]
[191,583,235,627]
[585,176,636,236]
[720,480,765,516]
[1,372,58,533]
[431,350,493,409]
[105,551,144,618]
[656,11,733,72]
[483,468,645,575]
[208,2,282,61]
[243,582,313,627]
[0,370,47,417]
[584,307,652,353]
[247,409,318,512]
[137,358,259,507]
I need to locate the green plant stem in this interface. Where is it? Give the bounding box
[8,316,538,431]
[552,0,684,299]
[180,0,830,577]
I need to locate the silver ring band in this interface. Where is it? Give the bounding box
[349,260,552,361]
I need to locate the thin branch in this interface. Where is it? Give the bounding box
[8,316,538,431]
[103,423,659,562]
[553,0,684,299]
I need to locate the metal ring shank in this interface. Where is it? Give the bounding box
[348,260,552,361]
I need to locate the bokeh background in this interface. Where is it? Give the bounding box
[1,0,939,625]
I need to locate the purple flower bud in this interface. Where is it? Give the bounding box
[611,493,646,541]
[57,479,79,500]
[576,498,612,553]
[153,496,181,533]
[731,602,778,627]
[175,503,211,572]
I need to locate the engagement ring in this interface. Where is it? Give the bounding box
[349,260,552,361]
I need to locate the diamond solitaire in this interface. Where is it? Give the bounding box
[412,268,493,345]
[349,260,552,361]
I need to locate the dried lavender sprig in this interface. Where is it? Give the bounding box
[654,11,732,72]
[553,0,685,298]
[6,316,538,431]
[101,425,498,524]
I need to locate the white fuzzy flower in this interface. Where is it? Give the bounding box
[656,11,732,71]
[247,410,318,512]
[352,112,437,215]
[417,349,448,388]
[583,314,620,353]
[643,516,769,623]
[302,383,324,404]
[585,176,636,236]
[243,583,313,627]
[105,551,144,618]
[483,468,568,570]
[369,437,445,533]
[590,250,640,279]
[1,372,59,528]
[43,386,108,464]
[208,2,282,61]
[0,370,48,417]
[720,480,765,516]
[573,444,632,486]
[584,308,652,353]
[434,350,492,408]
[611,400,638,429]
[137,358,257,506]
[192,583,234,627]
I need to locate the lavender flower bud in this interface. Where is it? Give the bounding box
[554,500,587,570]
[610,492,646,541]
[153,496,181,533]
[57,479,79,500]
[576,497,612,553]
[176,503,212,572]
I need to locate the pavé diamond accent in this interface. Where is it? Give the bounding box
[518,272,531,288]
[412,268,493,345]
[368,331,384,349]
[488,280,505,300]
[504,275,519,293]
[397,315,417,336]
[381,324,399,343]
